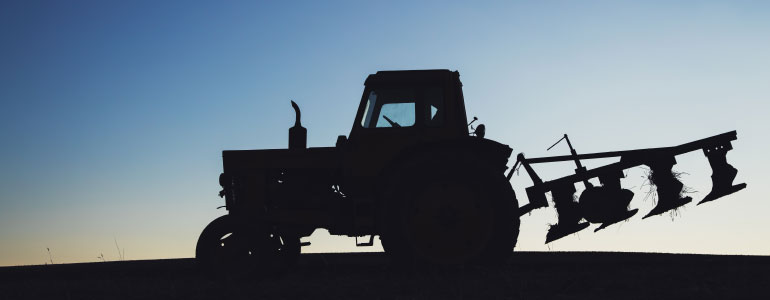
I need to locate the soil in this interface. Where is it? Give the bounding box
[1,252,767,299]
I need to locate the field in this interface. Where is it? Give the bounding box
[1,252,767,299]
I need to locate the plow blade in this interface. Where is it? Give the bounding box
[512,131,746,244]
[593,209,637,232]
[642,156,692,219]
[699,143,747,205]
[580,169,638,231]
[545,183,590,243]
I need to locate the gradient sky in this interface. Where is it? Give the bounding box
[1,0,769,266]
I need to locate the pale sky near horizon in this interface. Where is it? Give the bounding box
[1,0,769,266]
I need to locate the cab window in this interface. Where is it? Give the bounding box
[423,87,444,127]
[361,89,416,128]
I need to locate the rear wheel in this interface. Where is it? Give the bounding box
[380,160,519,265]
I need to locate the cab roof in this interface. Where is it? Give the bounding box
[364,69,460,86]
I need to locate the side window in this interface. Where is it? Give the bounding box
[424,87,444,127]
[360,92,376,127]
[361,89,416,128]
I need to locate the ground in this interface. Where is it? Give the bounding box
[0,252,767,299]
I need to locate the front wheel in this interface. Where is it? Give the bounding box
[195,215,300,279]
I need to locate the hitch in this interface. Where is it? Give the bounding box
[512,131,746,243]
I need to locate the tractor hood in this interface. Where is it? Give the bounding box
[222,147,339,174]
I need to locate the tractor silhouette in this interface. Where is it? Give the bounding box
[196,70,745,276]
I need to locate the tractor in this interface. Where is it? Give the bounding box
[196,69,745,276]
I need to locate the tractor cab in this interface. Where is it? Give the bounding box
[342,70,471,178]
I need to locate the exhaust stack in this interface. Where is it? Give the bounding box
[289,100,306,149]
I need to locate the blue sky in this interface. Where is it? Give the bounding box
[1,0,769,266]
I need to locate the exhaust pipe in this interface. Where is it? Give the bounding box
[289,100,306,149]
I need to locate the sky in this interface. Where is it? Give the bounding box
[1,0,768,266]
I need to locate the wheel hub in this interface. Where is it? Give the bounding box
[407,181,495,263]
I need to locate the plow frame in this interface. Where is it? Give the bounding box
[511,131,745,228]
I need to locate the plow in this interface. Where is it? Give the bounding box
[512,131,745,243]
[196,69,745,277]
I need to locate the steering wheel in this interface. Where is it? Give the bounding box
[382,115,401,128]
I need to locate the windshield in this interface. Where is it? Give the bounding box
[360,88,416,128]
